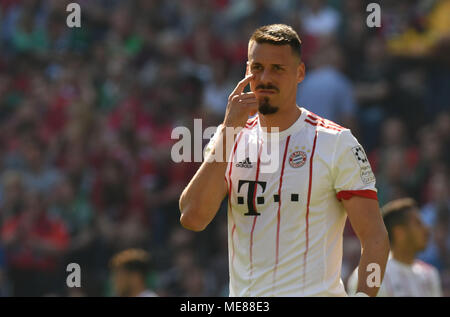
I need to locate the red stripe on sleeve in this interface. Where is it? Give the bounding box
[305,119,342,131]
[336,190,378,201]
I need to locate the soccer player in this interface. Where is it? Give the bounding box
[179,24,389,297]
[347,198,442,296]
[110,249,158,297]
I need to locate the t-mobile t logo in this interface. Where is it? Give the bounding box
[237,180,266,216]
[236,179,301,216]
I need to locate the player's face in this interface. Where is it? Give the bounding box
[247,42,305,115]
[112,269,132,297]
[405,210,430,252]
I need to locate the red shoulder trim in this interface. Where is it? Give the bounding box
[306,111,346,130]
[245,116,258,129]
[305,119,343,131]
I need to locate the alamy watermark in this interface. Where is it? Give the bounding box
[366,3,381,28]
[66,263,81,288]
[366,263,381,288]
[66,3,81,28]
[65,2,381,31]
[171,120,281,174]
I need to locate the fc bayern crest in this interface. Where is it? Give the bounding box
[289,151,307,168]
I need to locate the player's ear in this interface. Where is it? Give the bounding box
[297,61,305,84]
[246,61,250,76]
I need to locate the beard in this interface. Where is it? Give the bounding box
[258,97,278,115]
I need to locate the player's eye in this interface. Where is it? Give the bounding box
[273,65,284,71]
[251,64,263,71]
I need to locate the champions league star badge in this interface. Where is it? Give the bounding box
[289,151,307,168]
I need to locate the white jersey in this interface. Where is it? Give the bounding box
[137,290,158,297]
[206,107,377,297]
[347,255,442,297]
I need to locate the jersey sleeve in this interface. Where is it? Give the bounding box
[332,130,378,201]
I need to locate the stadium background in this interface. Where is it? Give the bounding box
[0,0,448,296]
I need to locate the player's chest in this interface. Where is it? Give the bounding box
[389,268,434,296]
[226,135,329,215]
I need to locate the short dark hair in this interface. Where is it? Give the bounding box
[249,24,302,58]
[110,249,151,277]
[382,198,418,244]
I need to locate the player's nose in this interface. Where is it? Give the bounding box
[259,69,272,84]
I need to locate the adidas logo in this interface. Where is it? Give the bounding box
[236,157,253,168]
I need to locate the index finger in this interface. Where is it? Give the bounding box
[231,74,255,96]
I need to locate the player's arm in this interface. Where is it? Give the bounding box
[179,74,257,231]
[178,141,228,232]
[343,196,390,297]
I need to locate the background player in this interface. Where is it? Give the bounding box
[110,248,158,297]
[347,198,442,296]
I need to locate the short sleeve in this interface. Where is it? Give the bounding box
[332,130,377,201]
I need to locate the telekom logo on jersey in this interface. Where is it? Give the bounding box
[171,119,280,173]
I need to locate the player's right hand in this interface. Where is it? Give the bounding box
[222,74,257,128]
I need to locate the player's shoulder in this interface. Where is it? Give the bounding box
[244,115,259,130]
[303,110,348,137]
[302,110,356,152]
[414,259,435,270]
[414,259,440,276]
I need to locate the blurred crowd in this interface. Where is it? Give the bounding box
[0,0,449,296]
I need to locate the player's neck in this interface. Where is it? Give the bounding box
[129,284,147,297]
[392,245,415,265]
[259,104,301,133]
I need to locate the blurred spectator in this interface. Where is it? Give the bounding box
[419,170,450,270]
[386,0,450,58]
[93,158,149,255]
[48,177,95,267]
[435,111,450,164]
[0,243,10,296]
[1,190,69,296]
[337,0,369,79]
[410,125,445,202]
[296,38,358,130]
[202,60,234,120]
[225,0,281,28]
[157,247,197,296]
[353,36,391,151]
[368,118,419,204]
[300,0,340,37]
[0,171,25,224]
[20,137,62,195]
